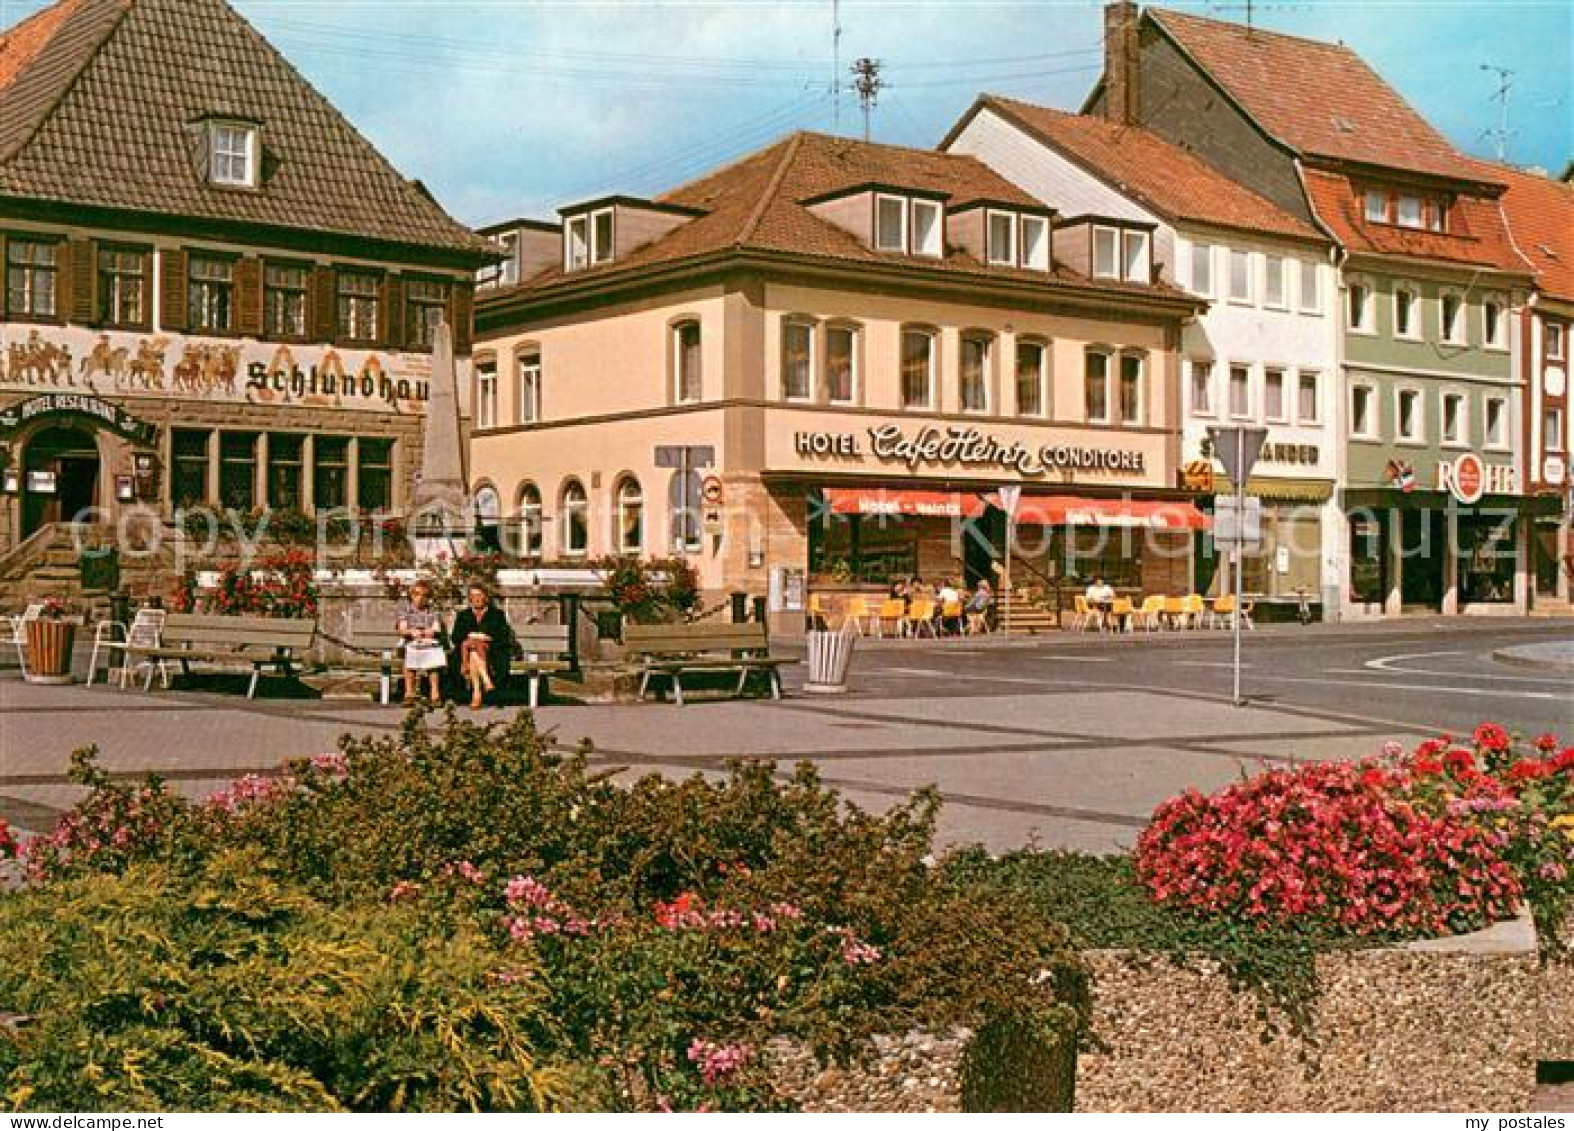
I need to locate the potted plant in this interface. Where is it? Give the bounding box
[25,597,78,684]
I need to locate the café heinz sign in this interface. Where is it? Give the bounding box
[794,424,1146,479]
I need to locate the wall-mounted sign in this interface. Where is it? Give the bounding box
[1179,459,1215,493]
[701,475,724,505]
[794,425,1146,479]
[1435,453,1516,501]
[1258,442,1320,466]
[2,468,18,494]
[0,392,156,444]
[26,469,56,494]
[115,475,135,502]
[1543,454,1566,487]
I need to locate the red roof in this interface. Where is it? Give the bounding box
[1301,168,1529,274]
[0,0,95,92]
[1489,163,1574,302]
[958,95,1322,243]
[1149,8,1479,183]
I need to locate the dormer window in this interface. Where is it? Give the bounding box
[1362,187,1448,233]
[565,207,614,271]
[1092,224,1148,283]
[911,199,942,257]
[874,193,942,257]
[987,211,1017,265]
[875,194,907,253]
[1021,215,1050,271]
[209,122,258,189]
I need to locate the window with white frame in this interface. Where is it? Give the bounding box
[615,477,644,554]
[1485,396,1509,449]
[1351,384,1376,438]
[1298,259,1320,313]
[1483,299,1506,348]
[1547,322,1566,361]
[900,328,936,409]
[476,360,498,430]
[1394,287,1418,339]
[1016,340,1046,416]
[209,122,258,188]
[826,323,857,403]
[911,198,943,257]
[561,480,589,556]
[1348,280,1373,331]
[986,211,1017,266]
[1084,350,1111,423]
[1092,227,1119,279]
[1121,230,1149,283]
[1440,293,1466,344]
[1189,359,1214,415]
[960,334,991,413]
[518,483,543,558]
[517,350,542,424]
[1263,368,1287,422]
[781,319,814,401]
[1546,406,1565,453]
[1190,242,1213,297]
[1364,191,1388,223]
[1264,255,1287,309]
[188,255,233,333]
[1297,372,1320,424]
[1228,249,1252,303]
[1397,195,1423,229]
[875,194,908,253]
[1397,389,1422,441]
[1021,215,1050,270]
[673,320,702,404]
[1118,353,1143,425]
[1441,392,1466,445]
[1228,364,1251,418]
[591,209,614,265]
[5,239,57,319]
[565,215,589,270]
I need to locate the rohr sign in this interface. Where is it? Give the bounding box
[794,424,1146,478]
[1435,452,1516,504]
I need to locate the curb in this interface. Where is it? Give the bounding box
[1491,645,1574,675]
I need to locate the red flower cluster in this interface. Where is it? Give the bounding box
[0,817,16,860]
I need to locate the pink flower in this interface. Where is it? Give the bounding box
[388,880,420,901]
[687,1039,753,1087]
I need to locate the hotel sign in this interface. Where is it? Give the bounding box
[0,392,156,443]
[794,424,1146,479]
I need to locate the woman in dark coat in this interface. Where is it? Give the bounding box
[448,584,513,708]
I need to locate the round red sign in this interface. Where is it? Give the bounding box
[1449,452,1485,505]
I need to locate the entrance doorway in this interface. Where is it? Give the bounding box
[962,507,1005,589]
[22,425,100,536]
[1399,508,1444,608]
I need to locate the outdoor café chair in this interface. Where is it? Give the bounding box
[807,593,830,631]
[1135,595,1165,632]
[1212,593,1236,629]
[842,595,873,636]
[1161,595,1188,631]
[1108,596,1136,633]
[4,602,43,669]
[905,599,937,639]
[940,599,965,636]
[875,598,906,638]
[1183,594,1207,629]
[111,608,171,690]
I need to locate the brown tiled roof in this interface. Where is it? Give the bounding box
[498,131,1195,307]
[1149,8,1479,183]
[0,0,489,260]
[964,95,1323,243]
[1301,168,1529,274]
[1488,163,1574,301]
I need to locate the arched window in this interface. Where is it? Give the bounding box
[960,332,993,414]
[615,476,644,555]
[1015,338,1048,417]
[517,482,543,559]
[900,326,936,410]
[473,484,502,552]
[671,319,702,404]
[560,479,589,557]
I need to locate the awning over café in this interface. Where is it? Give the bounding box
[823,487,987,519]
[1011,495,1211,530]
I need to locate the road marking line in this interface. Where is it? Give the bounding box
[1036,655,1116,663]
[1252,673,1567,702]
[1364,650,1465,671]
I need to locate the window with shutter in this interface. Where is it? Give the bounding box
[160,249,188,331]
[452,284,474,354]
[234,258,263,337]
[311,267,337,342]
[381,275,405,348]
[67,239,96,324]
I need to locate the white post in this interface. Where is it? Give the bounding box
[1002,515,1012,638]
[1233,430,1246,707]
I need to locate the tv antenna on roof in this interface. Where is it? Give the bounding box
[1479,64,1515,162]
[851,57,884,142]
[831,0,844,132]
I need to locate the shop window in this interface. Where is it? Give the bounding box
[517,483,544,558]
[561,480,589,556]
[405,279,449,349]
[1084,350,1111,424]
[782,319,814,401]
[1547,407,1566,453]
[1348,513,1386,604]
[1440,293,1466,344]
[1264,255,1287,309]
[672,320,702,404]
[1016,340,1047,417]
[1350,385,1376,438]
[313,436,349,511]
[826,323,857,404]
[1396,389,1422,441]
[1228,249,1252,303]
[616,477,644,554]
[1190,242,1213,297]
[960,334,991,413]
[98,247,146,327]
[1458,514,1515,603]
[517,350,542,423]
[171,429,211,507]
[1483,299,1505,348]
[986,210,1017,266]
[1228,364,1251,419]
[475,360,498,430]
[6,239,57,319]
[336,270,380,342]
[1394,287,1418,339]
[1485,396,1508,449]
[901,328,936,410]
[1189,360,1214,416]
[1297,372,1320,425]
[1441,392,1466,445]
[264,263,308,339]
[358,438,393,511]
[188,255,234,333]
[267,433,303,510]
[218,432,257,511]
[1263,368,1286,422]
[1118,353,1143,425]
[1298,259,1320,313]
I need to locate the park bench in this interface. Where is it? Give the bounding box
[623,621,795,707]
[130,613,315,699]
[322,625,409,705]
[509,621,573,708]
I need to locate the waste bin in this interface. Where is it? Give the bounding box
[803,627,855,694]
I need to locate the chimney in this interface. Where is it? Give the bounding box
[1104,1,1140,126]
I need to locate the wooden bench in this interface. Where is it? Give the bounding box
[323,626,408,705]
[509,621,573,708]
[131,613,316,699]
[623,621,795,707]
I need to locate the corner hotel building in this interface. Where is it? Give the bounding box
[471,132,1208,616]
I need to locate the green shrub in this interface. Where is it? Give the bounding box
[0,850,581,1112]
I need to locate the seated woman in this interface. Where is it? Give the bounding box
[448,583,513,709]
[396,579,447,703]
[965,579,995,632]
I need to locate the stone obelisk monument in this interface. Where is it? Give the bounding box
[409,317,469,561]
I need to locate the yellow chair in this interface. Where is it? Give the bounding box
[1183,594,1207,630]
[843,595,872,636]
[1109,596,1136,633]
[876,598,906,638]
[1212,593,1235,630]
[1070,594,1094,632]
[1136,594,1165,632]
[1161,595,1187,631]
[905,598,937,639]
[807,593,829,631]
[940,600,965,636]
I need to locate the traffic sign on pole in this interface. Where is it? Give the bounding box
[1207,426,1268,486]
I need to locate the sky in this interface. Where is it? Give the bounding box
[5,0,1571,226]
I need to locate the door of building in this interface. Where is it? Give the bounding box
[1399,508,1444,608]
[22,425,99,536]
[963,507,1005,589]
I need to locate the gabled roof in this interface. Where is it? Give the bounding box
[952,94,1323,243]
[489,130,1195,309]
[1489,163,1574,301]
[1301,167,1529,275]
[1146,7,1486,185]
[0,0,489,261]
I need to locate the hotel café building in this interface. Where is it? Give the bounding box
[472,132,1206,620]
